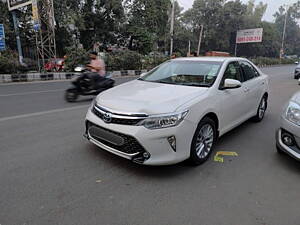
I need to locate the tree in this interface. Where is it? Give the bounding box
[80,0,125,50]
[274,2,300,56]
[125,0,171,54]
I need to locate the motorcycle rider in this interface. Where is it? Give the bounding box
[74,51,106,90]
[86,51,106,89]
[87,51,106,77]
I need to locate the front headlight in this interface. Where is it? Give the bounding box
[139,111,189,129]
[285,101,300,126]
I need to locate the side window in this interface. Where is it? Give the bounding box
[223,62,242,82]
[240,61,259,81]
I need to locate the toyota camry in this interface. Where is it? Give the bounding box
[84,57,269,165]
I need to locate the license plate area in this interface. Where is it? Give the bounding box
[88,126,125,146]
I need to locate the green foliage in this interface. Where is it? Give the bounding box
[142,54,169,70]
[251,57,295,66]
[106,50,143,71]
[0,51,39,74]
[125,0,171,54]
[105,50,169,71]
[0,50,20,74]
[64,47,89,72]
[2,0,300,69]
[274,3,300,56]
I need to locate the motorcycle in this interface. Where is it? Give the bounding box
[65,69,115,102]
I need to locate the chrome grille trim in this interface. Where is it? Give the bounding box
[94,104,148,120]
[92,104,147,125]
[94,104,149,120]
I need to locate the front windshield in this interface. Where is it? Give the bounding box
[139,60,223,87]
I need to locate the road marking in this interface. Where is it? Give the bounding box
[0,105,89,122]
[0,89,64,97]
[214,151,238,163]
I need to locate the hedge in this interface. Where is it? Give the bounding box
[250,57,295,66]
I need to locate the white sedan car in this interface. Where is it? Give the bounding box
[276,91,300,160]
[85,57,269,165]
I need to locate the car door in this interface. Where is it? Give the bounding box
[239,61,265,117]
[218,61,248,134]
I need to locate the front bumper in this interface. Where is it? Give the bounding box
[85,108,196,165]
[276,117,300,160]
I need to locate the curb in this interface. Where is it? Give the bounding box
[0,70,148,83]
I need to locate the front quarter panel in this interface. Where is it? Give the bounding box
[178,89,222,134]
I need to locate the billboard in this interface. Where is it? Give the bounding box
[236,28,263,44]
[0,24,5,51]
[31,0,40,31]
[8,0,32,11]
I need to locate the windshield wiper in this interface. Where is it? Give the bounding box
[155,80,178,85]
[178,83,211,87]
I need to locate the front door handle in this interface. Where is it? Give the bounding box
[243,87,250,92]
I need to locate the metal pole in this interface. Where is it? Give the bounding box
[12,10,24,64]
[280,5,289,59]
[50,0,56,61]
[170,0,175,56]
[188,40,191,56]
[234,43,237,57]
[35,32,41,72]
[197,25,203,56]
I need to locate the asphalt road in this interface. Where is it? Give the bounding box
[1,66,300,225]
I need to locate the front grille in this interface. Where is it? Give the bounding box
[92,105,146,125]
[87,121,146,155]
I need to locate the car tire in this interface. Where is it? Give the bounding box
[276,144,284,154]
[251,95,268,122]
[189,117,217,165]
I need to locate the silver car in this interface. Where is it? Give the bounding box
[295,64,300,79]
[276,91,300,159]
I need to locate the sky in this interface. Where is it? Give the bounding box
[177,0,299,22]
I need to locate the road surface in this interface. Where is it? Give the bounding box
[1,66,300,225]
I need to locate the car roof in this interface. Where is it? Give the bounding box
[172,57,248,63]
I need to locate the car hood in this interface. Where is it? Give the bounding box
[291,91,300,104]
[96,80,208,115]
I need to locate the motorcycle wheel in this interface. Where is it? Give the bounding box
[65,90,79,102]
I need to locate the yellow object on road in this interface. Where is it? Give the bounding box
[214,151,238,163]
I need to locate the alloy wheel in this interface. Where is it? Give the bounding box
[258,97,267,119]
[195,124,214,159]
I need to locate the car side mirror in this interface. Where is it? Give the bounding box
[223,79,242,90]
[140,72,146,78]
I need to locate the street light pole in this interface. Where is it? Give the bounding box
[280,5,289,59]
[197,25,203,56]
[170,0,175,57]
[12,10,24,64]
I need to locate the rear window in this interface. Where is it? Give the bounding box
[240,61,260,81]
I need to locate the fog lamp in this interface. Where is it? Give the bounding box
[282,133,295,146]
[143,152,151,159]
[168,136,176,152]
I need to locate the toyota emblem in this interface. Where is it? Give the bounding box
[103,112,112,123]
